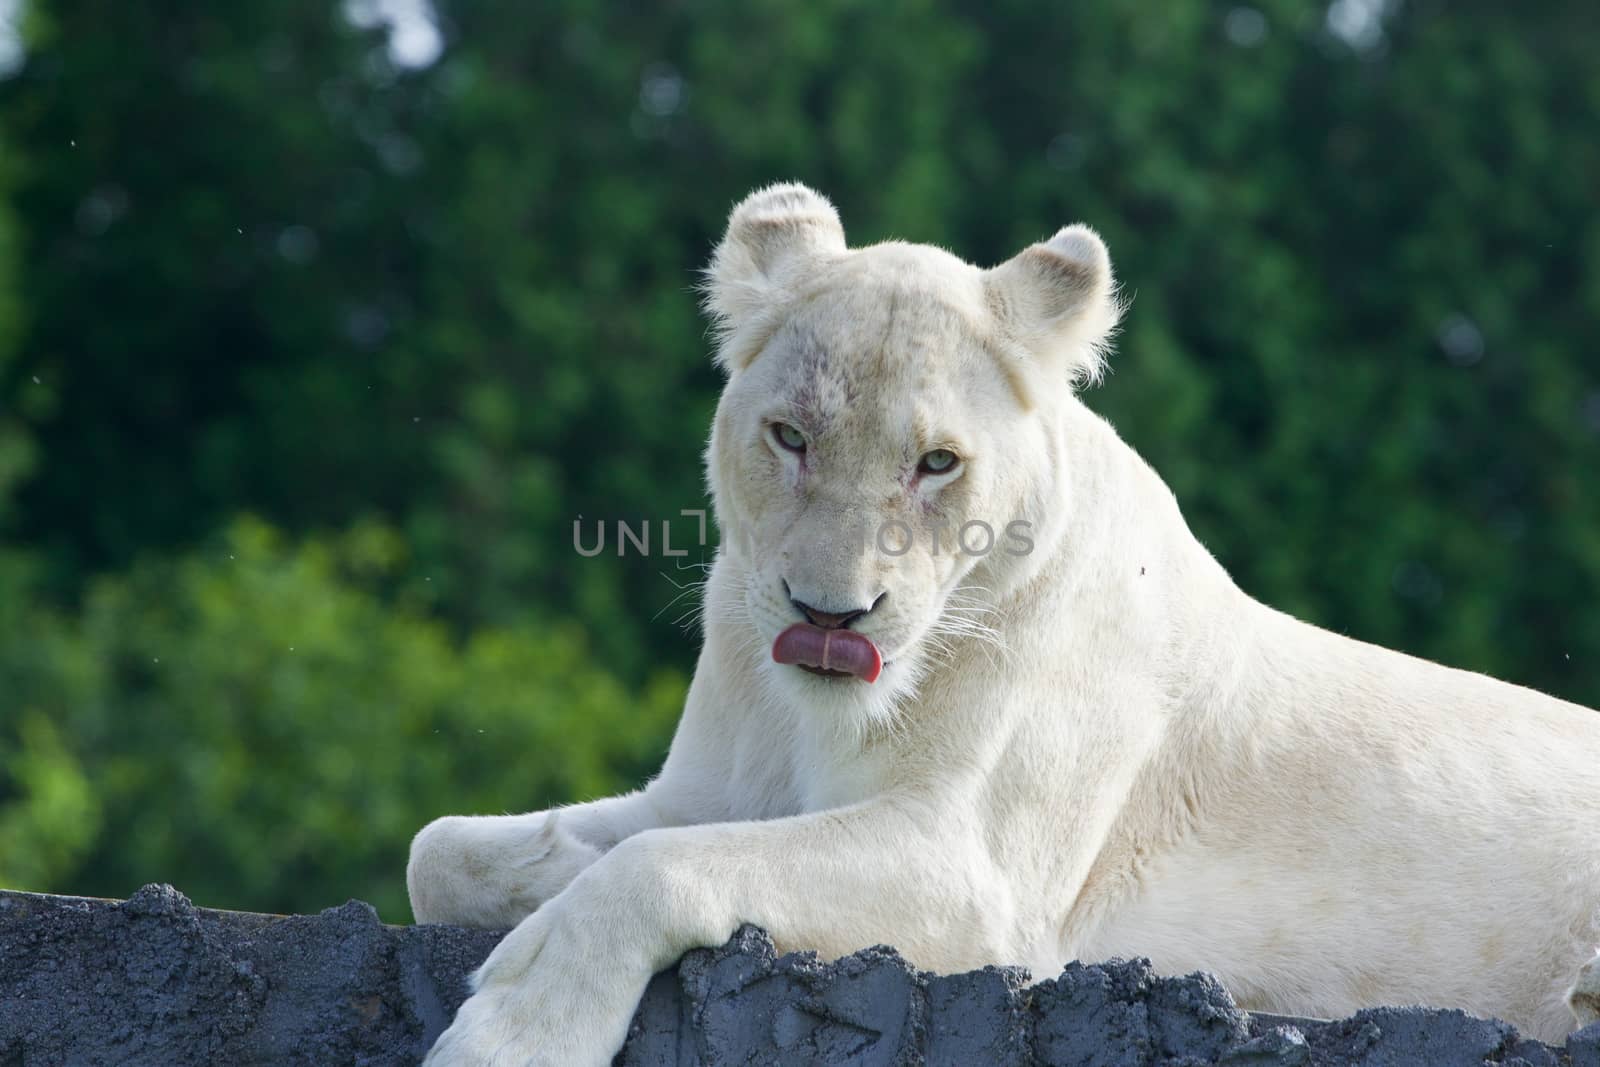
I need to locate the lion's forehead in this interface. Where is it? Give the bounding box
[776,280,995,429]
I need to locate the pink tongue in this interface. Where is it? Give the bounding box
[772,623,883,683]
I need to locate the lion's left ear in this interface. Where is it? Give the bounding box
[983,225,1123,388]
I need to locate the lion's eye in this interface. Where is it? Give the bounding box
[919,449,960,475]
[772,422,807,453]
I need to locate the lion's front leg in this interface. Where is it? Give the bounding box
[423,799,1011,1067]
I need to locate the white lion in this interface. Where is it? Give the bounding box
[408,183,1600,1064]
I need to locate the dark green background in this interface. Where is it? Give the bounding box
[0,0,1595,921]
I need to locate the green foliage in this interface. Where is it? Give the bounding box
[0,714,99,893]
[0,520,684,918]
[0,0,1596,912]
[0,126,32,515]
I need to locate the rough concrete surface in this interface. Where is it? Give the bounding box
[2,885,1597,1065]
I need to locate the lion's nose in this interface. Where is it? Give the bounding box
[785,584,887,630]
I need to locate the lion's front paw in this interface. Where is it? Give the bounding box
[409,811,605,928]
[423,985,619,1067]
[423,988,540,1067]
[423,906,649,1067]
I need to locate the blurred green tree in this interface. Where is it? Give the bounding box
[0,1,439,585]
[0,518,683,918]
[0,123,31,516]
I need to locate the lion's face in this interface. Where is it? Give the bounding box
[702,185,1119,722]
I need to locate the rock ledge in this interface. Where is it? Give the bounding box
[2,885,1597,1065]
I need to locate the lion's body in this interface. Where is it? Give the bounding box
[410,185,1600,1064]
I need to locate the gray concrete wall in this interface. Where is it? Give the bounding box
[2,884,1596,1065]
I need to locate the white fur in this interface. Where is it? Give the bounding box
[410,184,1600,1064]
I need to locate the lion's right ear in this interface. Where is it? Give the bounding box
[702,183,846,370]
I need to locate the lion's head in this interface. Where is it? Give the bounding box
[702,183,1121,724]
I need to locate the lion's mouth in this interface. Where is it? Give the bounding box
[772,623,883,683]
[798,665,854,678]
